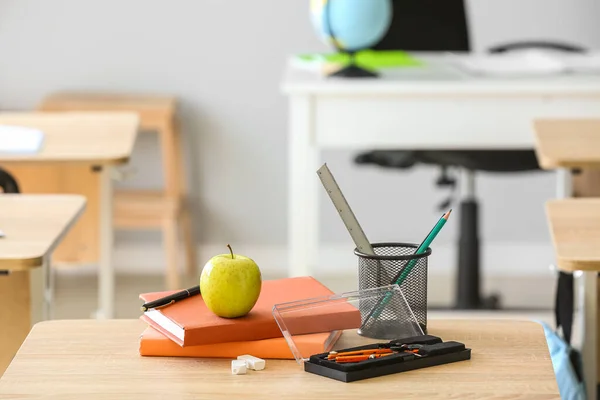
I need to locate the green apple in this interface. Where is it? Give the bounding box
[200,244,262,318]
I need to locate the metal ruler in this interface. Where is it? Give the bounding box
[317,164,374,255]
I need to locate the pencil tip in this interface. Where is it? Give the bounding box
[444,209,452,219]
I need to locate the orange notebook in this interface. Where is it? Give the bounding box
[140,276,361,347]
[139,326,342,359]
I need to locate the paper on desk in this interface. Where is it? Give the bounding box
[563,53,600,73]
[294,50,424,75]
[456,51,565,76]
[0,125,44,154]
[457,50,600,76]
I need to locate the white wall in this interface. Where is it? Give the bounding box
[0,0,598,276]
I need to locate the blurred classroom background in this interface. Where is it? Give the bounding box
[1,0,599,319]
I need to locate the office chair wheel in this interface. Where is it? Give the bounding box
[436,166,456,187]
[480,294,501,310]
[451,294,500,310]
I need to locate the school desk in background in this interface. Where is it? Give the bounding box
[0,112,138,321]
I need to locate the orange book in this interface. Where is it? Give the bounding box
[139,326,342,359]
[140,276,361,347]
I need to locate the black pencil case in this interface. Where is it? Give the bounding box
[304,334,471,382]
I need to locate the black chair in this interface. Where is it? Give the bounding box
[374,0,470,52]
[0,167,19,193]
[355,0,582,309]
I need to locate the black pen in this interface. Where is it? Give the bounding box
[140,285,201,311]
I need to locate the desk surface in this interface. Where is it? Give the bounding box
[0,195,86,269]
[283,54,600,95]
[0,319,559,399]
[534,119,600,169]
[0,112,139,165]
[546,199,600,272]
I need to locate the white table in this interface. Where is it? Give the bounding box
[282,53,600,278]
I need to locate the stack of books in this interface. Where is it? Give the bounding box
[138,277,361,359]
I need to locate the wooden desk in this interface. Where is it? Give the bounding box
[0,319,559,399]
[535,118,600,399]
[534,119,600,170]
[39,92,197,290]
[546,199,600,272]
[0,112,139,319]
[0,112,136,164]
[547,199,600,391]
[0,194,86,375]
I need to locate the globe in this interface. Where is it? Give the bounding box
[310,0,393,77]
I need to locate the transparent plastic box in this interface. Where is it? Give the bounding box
[272,284,423,365]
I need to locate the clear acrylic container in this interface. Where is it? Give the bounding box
[272,284,423,365]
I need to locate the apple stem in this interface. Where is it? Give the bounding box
[227,244,234,259]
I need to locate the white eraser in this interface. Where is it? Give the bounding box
[237,354,266,371]
[231,360,247,375]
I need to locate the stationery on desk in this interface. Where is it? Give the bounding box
[363,210,451,325]
[139,325,342,359]
[136,164,458,381]
[317,163,450,287]
[316,163,375,256]
[141,285,200,311]
[393,210,451,286]
[316,163,451,327]
[139,276,360,353]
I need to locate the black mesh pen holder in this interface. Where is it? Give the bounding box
[355,243,431,336]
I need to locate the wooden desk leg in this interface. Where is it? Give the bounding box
[597,275,600,390]
[96,166,115,319]
[173,119,197,278]
[0,266,45,375]
[163,217,180,290]
[573,169,600,397]
[43,256,54,320]
[581,271,598,400]
[288,95,318,277]
[160,120,181,290]
[28,258,50,324]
